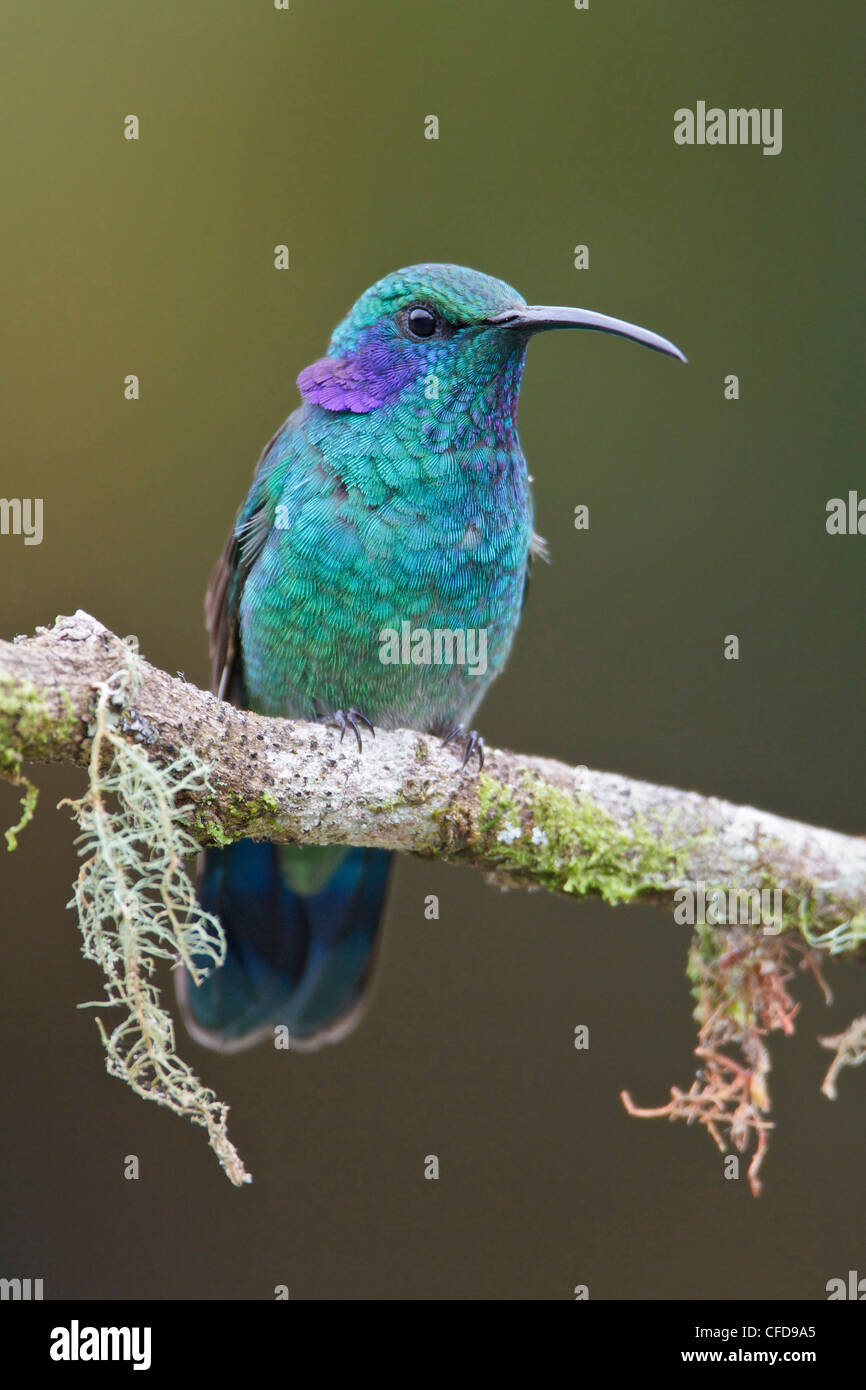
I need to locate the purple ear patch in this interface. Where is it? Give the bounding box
[298,340,420,413]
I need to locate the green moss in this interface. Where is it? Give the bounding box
[191,787,284,847]
[688,935,736,1026]
[0,675,77,848]
[3,776,38,851]
[198,818,233,848]
[0,675,79,760]
[471,770,687,903]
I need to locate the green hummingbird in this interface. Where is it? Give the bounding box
[177,263,685,1052]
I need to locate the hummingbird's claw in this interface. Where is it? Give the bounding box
[318,706,375,752]
[441,724,485,772]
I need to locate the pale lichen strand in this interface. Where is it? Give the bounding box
[64,675,251,1187]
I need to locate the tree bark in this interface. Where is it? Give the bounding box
[1,611,864,948]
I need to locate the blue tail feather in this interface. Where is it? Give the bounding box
[177,839,392,1052]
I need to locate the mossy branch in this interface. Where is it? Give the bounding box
[2,612,864,943]
[1,611,864,1189]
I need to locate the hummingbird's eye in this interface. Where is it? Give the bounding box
[406,305,438,339]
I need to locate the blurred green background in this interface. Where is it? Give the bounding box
[1,0,863,1299]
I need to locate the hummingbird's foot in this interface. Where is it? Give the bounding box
[441,725,485,772]
[317,706,375,752]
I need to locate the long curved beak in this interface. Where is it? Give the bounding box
[489,305,687,363]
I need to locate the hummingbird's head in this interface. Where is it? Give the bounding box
[297,263,685,424]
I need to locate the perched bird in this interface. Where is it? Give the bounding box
[177,263,685,1052]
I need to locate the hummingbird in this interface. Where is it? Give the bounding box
[177,263,685,1052]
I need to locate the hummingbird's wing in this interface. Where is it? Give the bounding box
[205,529,241,700]
[206,421,290,701]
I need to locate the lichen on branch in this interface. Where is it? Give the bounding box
[1,611,864,1190]
[62,667,250,1187]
